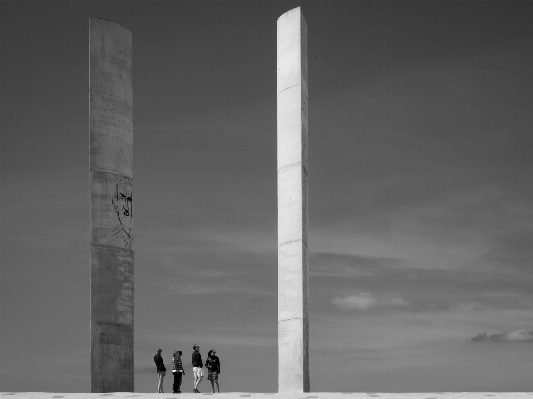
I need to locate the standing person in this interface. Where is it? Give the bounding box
[172,350,185,393]
[205,350,221,393]
[191,344,203,393]
[154,348,166,393]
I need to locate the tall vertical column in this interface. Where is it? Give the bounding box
[90,17,133,393]
[277,7,309,393]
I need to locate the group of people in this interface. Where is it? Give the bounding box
[154,344,221,394]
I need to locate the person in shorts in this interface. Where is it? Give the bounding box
[191,344,203,393]
[154,348,166,393]
[172,350,185,393]
[205,349,221,393]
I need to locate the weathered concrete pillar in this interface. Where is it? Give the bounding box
[277,7,309,393]
[90,17,133,393]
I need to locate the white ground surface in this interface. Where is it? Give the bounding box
[2,392,532,399]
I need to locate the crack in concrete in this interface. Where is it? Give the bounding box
[91,168,131,178]
[277,84,301,97]
[278,239,302,247]
[278,317,303,322]
[277,162,302,173]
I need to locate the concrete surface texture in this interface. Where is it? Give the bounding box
[277,7,310,393]
[3,392,532,399]
[89,17,134,393]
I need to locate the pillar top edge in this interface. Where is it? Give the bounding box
[89,16,130,33]
[277,6,303,22]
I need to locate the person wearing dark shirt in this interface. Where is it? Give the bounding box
[205,349,221,393]
[191,344,203,393]
[172,350,185,393]
[154,348,166,393]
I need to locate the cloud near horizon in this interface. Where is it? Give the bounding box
[471,329,533,343]
[332,293,407,310]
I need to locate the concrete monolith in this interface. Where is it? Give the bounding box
[277,7,309,393]
[90,17,133,393]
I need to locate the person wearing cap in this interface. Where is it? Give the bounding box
[154,348,166,393]
[205,349,221,393]
[191,344,203,393]
[172,350,185,393]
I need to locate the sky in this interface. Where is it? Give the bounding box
[1,0,532,394]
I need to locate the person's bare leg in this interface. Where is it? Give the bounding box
[210,380,215,393]
[194,371,202,391]
[196,375,203,391]
[215,380,219,393]
[158,373,164,393]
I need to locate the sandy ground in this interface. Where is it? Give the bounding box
[2,392,532,399]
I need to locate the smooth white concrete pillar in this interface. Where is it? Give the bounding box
[277,7,309,393]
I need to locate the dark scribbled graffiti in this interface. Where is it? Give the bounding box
[110,176,133,249]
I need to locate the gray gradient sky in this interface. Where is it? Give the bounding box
[1,0,532,393]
